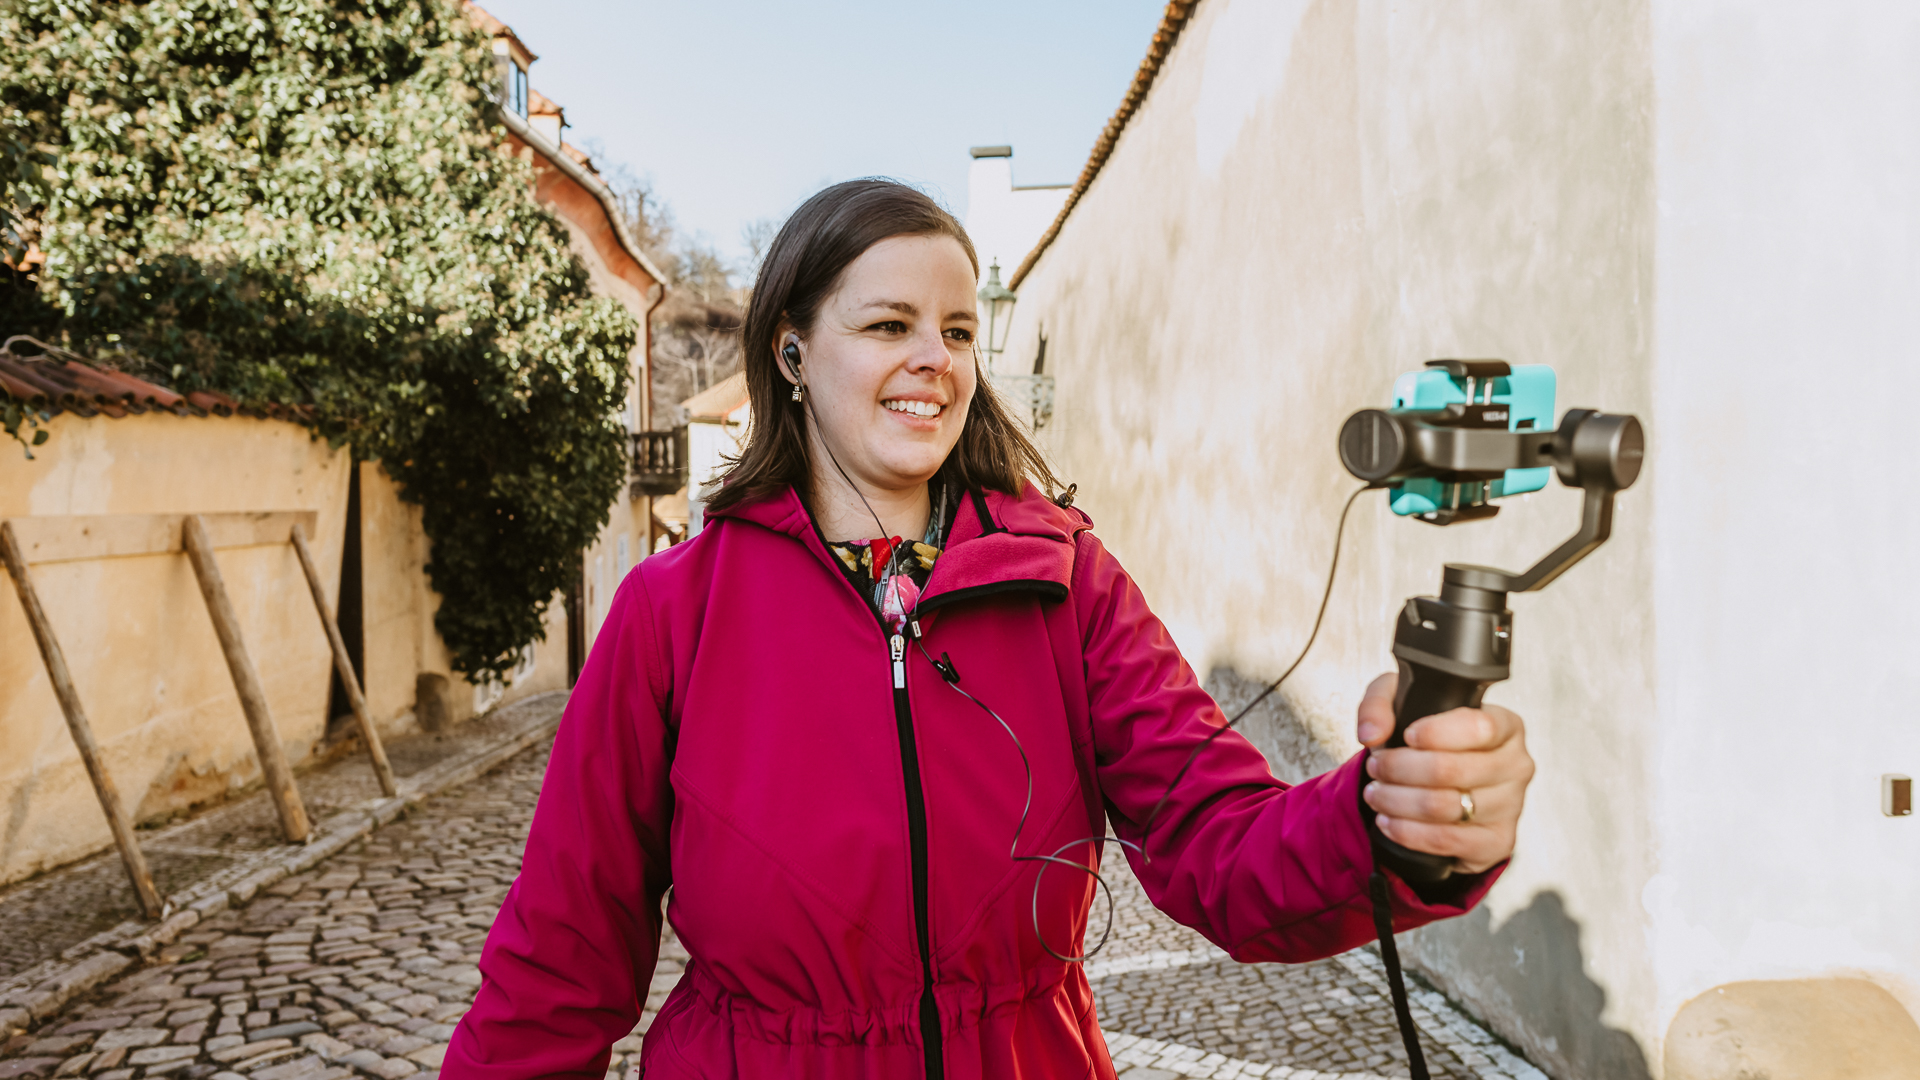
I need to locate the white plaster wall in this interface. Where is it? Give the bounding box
[684,404,748,541]
[1001,0,1682,1073]
[1643,0,1920,1037]
[1010,0,1920,1072]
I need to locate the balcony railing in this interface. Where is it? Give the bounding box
[996,373,1056,430]
[631,427,689,497]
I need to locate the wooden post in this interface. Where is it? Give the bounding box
[0,521,165,918]
[288,522,397,797]
[182,514,311,843]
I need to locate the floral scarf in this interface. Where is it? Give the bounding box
[825,483,953,634]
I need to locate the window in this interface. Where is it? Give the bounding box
[510,62,529,118]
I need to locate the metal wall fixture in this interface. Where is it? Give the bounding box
[979,268,1056,432]
[996,372,1056,430]
[1885,774,1912,817]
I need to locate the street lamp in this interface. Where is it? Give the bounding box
[975,260,1054,429]
[977,260,1017,367]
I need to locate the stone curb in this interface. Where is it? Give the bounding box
[0,691,565,1036]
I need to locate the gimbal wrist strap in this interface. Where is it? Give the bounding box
[1368,869,1432,1080]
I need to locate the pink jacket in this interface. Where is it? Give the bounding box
[444,484,1498,1080]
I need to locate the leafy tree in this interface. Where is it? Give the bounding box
[0,0,637,682]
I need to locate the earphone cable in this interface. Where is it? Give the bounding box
[1137,482,1370,856]
[795,378,1423,1066]
[916,481,1367,962]
[797,361,1370,963]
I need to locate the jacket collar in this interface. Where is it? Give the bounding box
[706,481,1091,609]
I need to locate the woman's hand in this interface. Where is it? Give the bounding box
[1355,671,1535,875]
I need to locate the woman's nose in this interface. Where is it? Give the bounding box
[905,328,954,377]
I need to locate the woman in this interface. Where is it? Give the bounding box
[444,180,1534,1080]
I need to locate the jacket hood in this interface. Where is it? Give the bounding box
[705,481,1093,611]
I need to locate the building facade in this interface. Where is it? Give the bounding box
[471,2,670,652]
[1003,1,1920,1076]
[0,6,665,890]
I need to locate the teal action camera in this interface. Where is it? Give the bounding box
[1385,363,1555,521]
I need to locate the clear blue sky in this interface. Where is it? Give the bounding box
[474,1,1170,268]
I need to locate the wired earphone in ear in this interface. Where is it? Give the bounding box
[783,337,804,402]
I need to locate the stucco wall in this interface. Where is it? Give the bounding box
[1643,0,1920,1059]
[581,489,649,649]
[359,460,570,731]
[0,412,350,885]
[1005,0,1917,1073]
[0,126,654,894]
[0,422,574,889]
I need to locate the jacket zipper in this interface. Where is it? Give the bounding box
[889,629,943,1079]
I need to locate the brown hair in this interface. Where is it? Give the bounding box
[703,178,1060,518]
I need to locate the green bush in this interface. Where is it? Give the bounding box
[0,0,637,682]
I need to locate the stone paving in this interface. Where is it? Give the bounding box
[0,703,564,983]
[1087,858,1528,1080]
[0,734,1543,1080]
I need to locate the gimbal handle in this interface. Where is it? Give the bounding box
[1347,408,1645,884]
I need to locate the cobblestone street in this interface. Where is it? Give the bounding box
[0,730,1543,1080]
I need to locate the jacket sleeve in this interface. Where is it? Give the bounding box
[443,568,675,1080]
[1072,530,1500,963]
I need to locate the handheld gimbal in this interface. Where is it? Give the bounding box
[1339,359,1645,883]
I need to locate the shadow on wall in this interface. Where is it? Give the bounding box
[1407,891,1653,1080]
[1203,667,1341,784]
[1204,667,1653,1080]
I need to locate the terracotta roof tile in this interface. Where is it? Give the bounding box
[1011,0,1201,288]
[463,1,538,64]
[0,337,305,422]
[562,142,598,175]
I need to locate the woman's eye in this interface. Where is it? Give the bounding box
[870,320,908,334]
[944,328,975,344]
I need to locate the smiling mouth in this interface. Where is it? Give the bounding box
[883,399,944,418]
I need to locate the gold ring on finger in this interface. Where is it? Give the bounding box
[1458,790,1476,824]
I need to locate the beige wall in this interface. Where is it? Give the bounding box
[356,461,567,732]
[0,420,571,889]
[512,135,665,656]
[580,487,650,646]
[1010,0,1919,1074]
[0,412,350,885]
[0,125,659,892]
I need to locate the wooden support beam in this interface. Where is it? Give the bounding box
[0,521,165,918]
[8,511,318,565]
[182,514,311,843]
[289,522,397,798]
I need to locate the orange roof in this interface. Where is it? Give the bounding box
[1011,0,1200,288]
[0,338,306,421]
[464,1,538,65]
[527,88,562,119]
[561,142,599,176]
[680,372,749,421]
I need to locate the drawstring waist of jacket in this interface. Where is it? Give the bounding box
[680,960,1090,1046]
